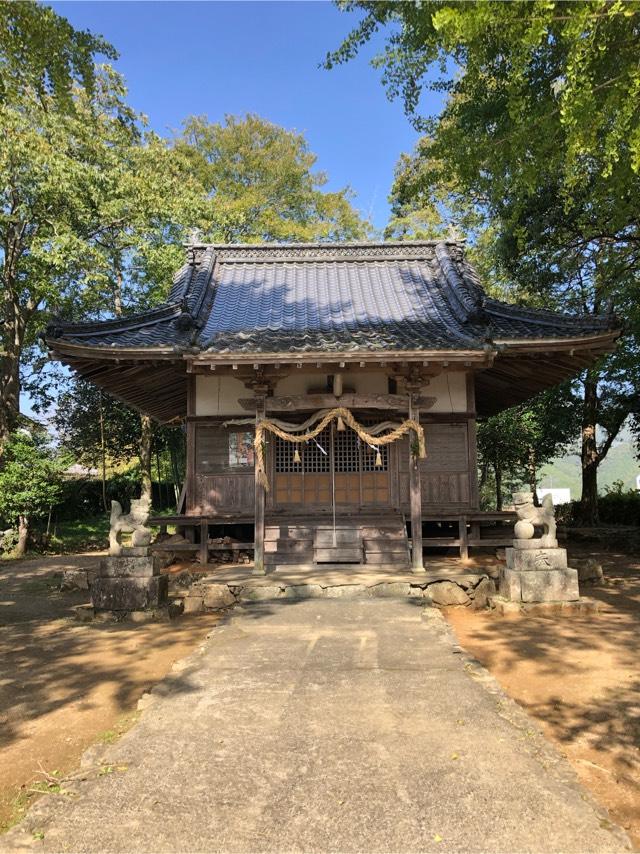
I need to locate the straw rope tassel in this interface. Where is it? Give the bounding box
[253,406,426,492]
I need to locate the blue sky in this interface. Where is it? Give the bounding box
[51,0,427,231]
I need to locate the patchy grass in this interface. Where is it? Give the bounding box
[47,516,110,554]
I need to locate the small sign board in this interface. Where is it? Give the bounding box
[229,431,255,467]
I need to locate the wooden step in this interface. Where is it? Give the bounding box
[365,554,410,566]
[360,525,407,540]
[265,526,315,541]
[314,547,363,563]
[364,538,409,553]
[265,540,313,554]
[265,553,313,566]
[314,530,361,547]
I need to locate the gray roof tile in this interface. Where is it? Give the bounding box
[47,241,617,355]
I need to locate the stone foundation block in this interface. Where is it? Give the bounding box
[500,567,579,602]
[521,568,579,602]
[203,584,236,609]
[238,585,283,602]
[284,584,326,599]
[499,568,522,600]
[426,581,470,606]
[118,546,151,557]
[91,575,168,611]
[506,547,568,572]
[369,582,412,598]
[324,584,368,599]
[99,555,162,578]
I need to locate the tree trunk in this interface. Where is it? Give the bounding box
[479,461,489,492]
[16,515,29,557]
[1,233,27,455]
[527,448,539,506]
[493,462,503,511]
[580,373,600,525]
[139,414,153,501]
[0,335,21,454]
[170,442,181,504]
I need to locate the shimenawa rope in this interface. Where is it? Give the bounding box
[253,407,426,492]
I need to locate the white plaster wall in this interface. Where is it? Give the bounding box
[416,372,468,413]
[195,375,248,416]
[195,370,468,415]
[274,371,388,396]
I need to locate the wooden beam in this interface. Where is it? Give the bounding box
[238,393,437,413]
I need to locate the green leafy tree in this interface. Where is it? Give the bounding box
[478,387,581,509]
[53,380,141,511]
[178,114,369,242]
[329,0,640,522]
[0,429,67,555]
[0,1,116,106]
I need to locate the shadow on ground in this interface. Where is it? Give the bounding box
[446,543,640,847]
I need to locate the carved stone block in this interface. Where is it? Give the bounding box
[506,547,568,572]
[99,555,162,578]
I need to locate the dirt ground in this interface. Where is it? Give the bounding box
[447,544,640,849]
[0,553,218,832]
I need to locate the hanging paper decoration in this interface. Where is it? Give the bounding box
[293,448,301,464]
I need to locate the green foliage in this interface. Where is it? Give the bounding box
[0,1,116,106]
[330,1,640,517]
[557,482,640,527]
[53,380,142,468]
[597,480,640,526]
[477,386,580,508]
[0,430,67,526]
[177,114,369,242]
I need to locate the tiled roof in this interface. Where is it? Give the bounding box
[47,241,617,355]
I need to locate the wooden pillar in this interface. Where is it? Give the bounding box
[458,516,469,561]
[466,372,480,510]
[199,518,208,566]
[408,383,425,574]
[253,392,267,576]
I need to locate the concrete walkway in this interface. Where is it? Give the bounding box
[3,599,630,853]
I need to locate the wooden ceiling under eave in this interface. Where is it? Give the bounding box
[58,354,188,423]
[474,343,615,417]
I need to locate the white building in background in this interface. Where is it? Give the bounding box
[538,487,572,505]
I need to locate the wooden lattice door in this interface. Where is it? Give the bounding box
[272,420,390,510]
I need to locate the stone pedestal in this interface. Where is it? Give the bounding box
[500,544,579,603]
[92,549,167,612]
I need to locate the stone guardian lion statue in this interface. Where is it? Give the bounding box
[109,495,152,556]
[512,491,557,547]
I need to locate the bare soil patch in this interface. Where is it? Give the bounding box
[0,553,218,832]
[446,544,640,848]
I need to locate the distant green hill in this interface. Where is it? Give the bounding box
[539,427,639,499]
